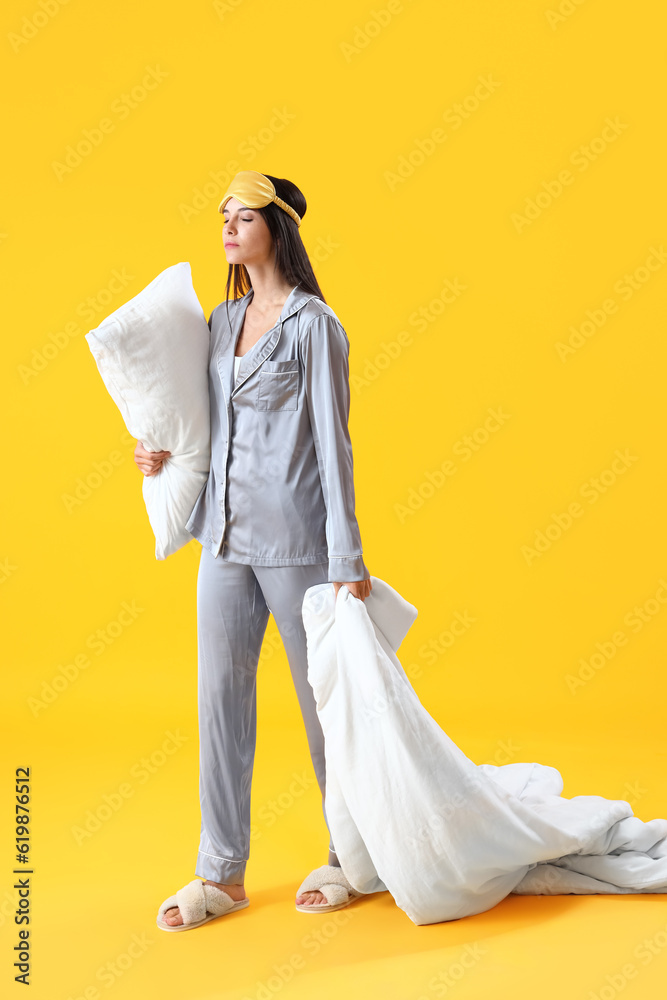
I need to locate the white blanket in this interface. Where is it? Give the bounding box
[301,576,667,925]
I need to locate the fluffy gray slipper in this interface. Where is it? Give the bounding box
[295,864,363,913]
[157,878,249,932]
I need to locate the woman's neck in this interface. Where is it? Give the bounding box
[244,265,295,313]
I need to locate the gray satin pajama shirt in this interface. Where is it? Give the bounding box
[184,283,369,884]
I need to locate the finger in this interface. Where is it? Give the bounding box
[136,445,170,456]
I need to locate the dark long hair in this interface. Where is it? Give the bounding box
[223,173,326,307]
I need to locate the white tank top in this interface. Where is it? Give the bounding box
[234,354,242,384]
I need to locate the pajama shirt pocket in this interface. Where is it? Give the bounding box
[257,359,299,411]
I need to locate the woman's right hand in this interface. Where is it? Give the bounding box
[134,440,171,477]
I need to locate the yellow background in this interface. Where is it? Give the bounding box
[3,0,667,997]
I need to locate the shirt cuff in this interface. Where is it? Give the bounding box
[328,554,369,583]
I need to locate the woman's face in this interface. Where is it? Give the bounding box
[222,197,274,266]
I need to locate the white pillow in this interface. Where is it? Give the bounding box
[85,262,211,560]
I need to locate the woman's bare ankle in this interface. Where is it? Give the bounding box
[203,878,246,900]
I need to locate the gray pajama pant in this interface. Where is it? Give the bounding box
[194,545,339,884]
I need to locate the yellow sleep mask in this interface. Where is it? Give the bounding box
[218,170,302,227]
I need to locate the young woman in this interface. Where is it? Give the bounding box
[134,170,372,931]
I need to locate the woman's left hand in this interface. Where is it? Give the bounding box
[333,578,373,602]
